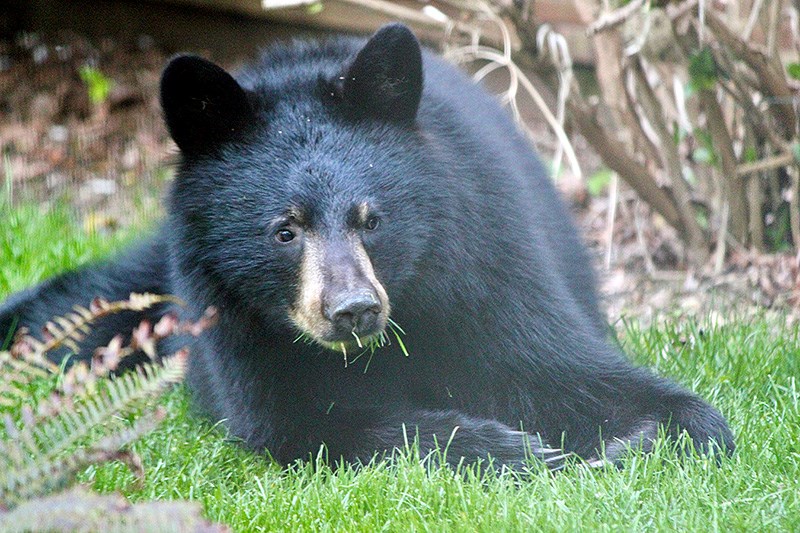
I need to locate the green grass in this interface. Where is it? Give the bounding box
[2,202,799,531]
[0,202,146,296]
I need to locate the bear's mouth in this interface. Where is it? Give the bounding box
[319,332,384,354]
[289,311,388,349]
[296,327,385,353]
[293,318,408,357]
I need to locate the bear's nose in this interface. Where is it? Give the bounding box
[327,293,382,334]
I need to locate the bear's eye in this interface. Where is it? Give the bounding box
[275,228,295,243]
[365,215,380,231]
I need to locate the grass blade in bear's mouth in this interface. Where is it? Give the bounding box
[296,318,409,363]
[292,318,409,363]
[387,318,409,356]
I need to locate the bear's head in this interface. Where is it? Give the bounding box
[161,24,439,352]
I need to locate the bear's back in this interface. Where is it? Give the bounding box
[419,49,605,330]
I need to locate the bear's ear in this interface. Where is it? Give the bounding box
[342,24,423,123]
[160,55,252,154]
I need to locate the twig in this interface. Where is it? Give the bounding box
[746,172,764,252]
[743,0,767,41]
[536,25,574,177]
[666,0,699,21]
[737,152,796,176]
[671,18,750,244]
[704,10,797,138]
[624,0,653,57]
[630,57,708,263]
[588,0,646,35]
[605,172,619,270]
[766,0,782,59]
[743,126,765,251]
[672,75,693,133]
[789,166,800,251]
[261,0,314,8]
[673,0,790,110]
[320,0,477,39]
[621,60,663,166]
[698,0,706,42]
[443,3,582,179]
[447,45,583,179]
[633,200,657,276]
[567,90,683,231]
[713,50,790,152]
[788,4,800,56]
[713,201,730,275]
[574,0,689,239]
[702,88,749,244]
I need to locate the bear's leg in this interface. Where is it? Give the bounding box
[589,397,734,466]
[300,408,568,471]
[0,234,171,365]
[582,370,735,464]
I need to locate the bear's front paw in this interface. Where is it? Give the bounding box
[670,400,735,457]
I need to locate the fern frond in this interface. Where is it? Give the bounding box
[0,350,187,507]
[17,293,179,360]
[0,294,214,514]
[0,293,180,407]
[0,352,57,408]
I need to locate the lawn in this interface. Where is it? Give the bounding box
[1,202,799,532]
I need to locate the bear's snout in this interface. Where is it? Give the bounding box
[289,232,391,349]
[324,290,383,338]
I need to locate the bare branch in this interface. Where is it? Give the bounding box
[604,173,619,270]
[588,0,646,35]
[666,0,699,21]
[630,57,708,264]
[447,45,583,179]
[567,91,683,232]
[704,10,797,138]
[789,166,800,250]
[737,152,796,176]
[621,63,664,168]
[742,0,767,41]
[766,0,782,59]
[699,88,749,245]
[670,18,750,245]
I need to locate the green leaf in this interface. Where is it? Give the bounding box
[695,129,714,150]
[692,147,715,165]
[587,169,613,197]
[792,142,800,163]
[787,62,800,80]
[306,2,323,14]
[683,166,697,186]
[672,121,688,145]
[683,81,696,100]
[691,130,719,167]
[695,209,708,229]
[79,66,114,105]
[688,47,718,92]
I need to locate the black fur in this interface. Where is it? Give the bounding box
[161,55,253,155]
[0,24,734,468]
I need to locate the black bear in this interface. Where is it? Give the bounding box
[0,24,734,469]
